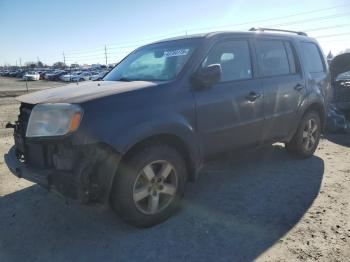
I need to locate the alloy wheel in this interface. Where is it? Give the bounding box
[302,118,318,151]
[133,160,178,215]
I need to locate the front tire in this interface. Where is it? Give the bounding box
[285,111,321,158]
[110,144,187,228]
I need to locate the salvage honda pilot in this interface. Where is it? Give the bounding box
[5,28,330,227]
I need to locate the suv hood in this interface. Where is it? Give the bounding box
[16,80,157,104]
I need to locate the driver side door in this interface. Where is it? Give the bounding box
[193,38,264,158]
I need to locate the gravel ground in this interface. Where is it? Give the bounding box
[0,78,349,262]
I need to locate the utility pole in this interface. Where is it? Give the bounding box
[19,58,22,67]
[104,45,108,66]
[63,52,66,66]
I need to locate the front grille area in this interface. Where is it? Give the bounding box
[14,103,34,161]
[334,80,350,102]
[14,103,50,168]
[17,103,34,137]
[14,103,57,169]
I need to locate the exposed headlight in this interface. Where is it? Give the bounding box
[26,103,83,137]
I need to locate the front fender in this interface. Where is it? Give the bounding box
[115,115,196,154]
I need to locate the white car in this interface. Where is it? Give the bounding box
[91,71,108,81]
[59,72,82,82]
[22,72,40,81]
[71,72,93,82]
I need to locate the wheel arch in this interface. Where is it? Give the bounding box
[119,133,199,182]
[302,102,326,130]
[286,98,326,142]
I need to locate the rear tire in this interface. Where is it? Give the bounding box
[285,111,321,158]
[110,144,187,228]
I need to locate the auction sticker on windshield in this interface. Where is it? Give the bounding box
[164,49,190,57]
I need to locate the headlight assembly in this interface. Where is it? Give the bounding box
[26,103,83,137]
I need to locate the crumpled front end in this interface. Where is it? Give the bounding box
[4,102,121,203]
[330,52,350,113]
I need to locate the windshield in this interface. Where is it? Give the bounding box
[104,39,200,81]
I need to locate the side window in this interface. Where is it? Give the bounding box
[301,42,325,73]
[256,40,290,77]
[202,40,252,82]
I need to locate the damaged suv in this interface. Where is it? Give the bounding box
[5,28,329,227]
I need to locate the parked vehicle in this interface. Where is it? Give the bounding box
[59,71,82,82]
[44,71,66,81]
[91,71,108,81]
[5,29,329,227]
[330,51,350,114]
[15,70,26,78]
[71,71,93,82]
[22,72,40,81]
[9,70,20,77]
[37,71,48,80]
[0,70,10,76]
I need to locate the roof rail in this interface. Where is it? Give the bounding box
[249,27,308,36]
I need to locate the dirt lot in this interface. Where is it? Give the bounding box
[0,77,349,261]
[0,76,67,93]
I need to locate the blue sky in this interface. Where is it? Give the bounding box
[0,0,349,66]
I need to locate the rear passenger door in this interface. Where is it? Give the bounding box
[255,39,305,142]
[194,38,264,158]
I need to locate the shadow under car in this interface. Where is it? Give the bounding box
[0,144,324,262]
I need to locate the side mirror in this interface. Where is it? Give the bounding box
[192,64,222,88]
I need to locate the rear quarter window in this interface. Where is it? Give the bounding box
[301,42,325,73]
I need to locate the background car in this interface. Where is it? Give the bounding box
[71,71,92,81]
[22,72,40,81]
[91,70,108,81]
[60,71,82,82]
[44,71,67,81]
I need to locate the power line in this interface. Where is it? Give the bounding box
[315,31,350,39]
[83,11,350,52]
[66,12,350,57]
[305,23,350,32]
[319,38,350,43]
[186,4,349,32]
[13,3,350,66]
[59,4,350,57]
[66,52,104,58]
[104,45,108,65]
[268,12,350,27]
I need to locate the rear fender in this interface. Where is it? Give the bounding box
[286,92,326,141]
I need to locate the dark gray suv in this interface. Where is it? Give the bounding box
[5,28,330,227]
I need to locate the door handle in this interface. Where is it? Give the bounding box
[246,92,261,102]
[294,83,304,91]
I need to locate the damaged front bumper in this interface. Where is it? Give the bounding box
[5,146,51,188]
[4,142,121,204]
